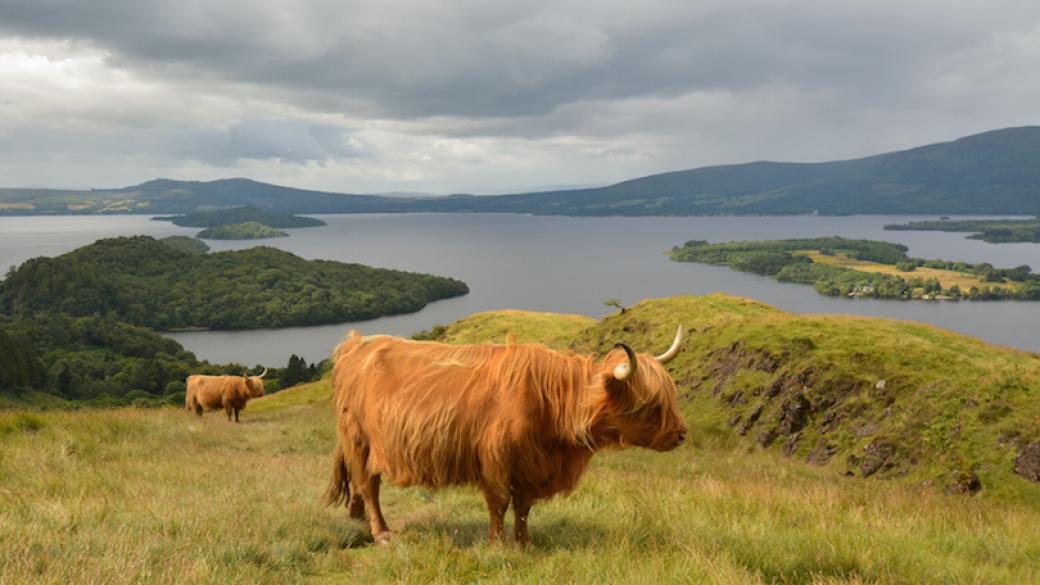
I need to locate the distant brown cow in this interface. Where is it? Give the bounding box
[185,369,266,422]
[326,327,687,544]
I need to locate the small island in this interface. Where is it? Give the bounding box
[884,218,1040,243]
[670,237,1040,300]
[197,221,288,240]
[155,205,326,229]
[1,236,470,330]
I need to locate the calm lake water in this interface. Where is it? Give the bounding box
[2,214,1038,364]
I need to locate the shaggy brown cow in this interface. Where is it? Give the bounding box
[326,327,687,544]
[185,369,266,422]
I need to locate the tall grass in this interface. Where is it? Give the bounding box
[2,379,1038,584]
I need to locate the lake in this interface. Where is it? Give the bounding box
[2,213,1038,364]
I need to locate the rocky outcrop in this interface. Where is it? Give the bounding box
[777,394,811,435]
[945,469,982,494]
[859,439,897,477]
[806,440,838,465]
[1015,443,1040,483]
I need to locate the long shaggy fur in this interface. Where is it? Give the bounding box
[327,329,687,543]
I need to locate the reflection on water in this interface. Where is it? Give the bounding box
[2,213,1038,364]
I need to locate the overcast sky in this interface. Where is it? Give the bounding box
[1,1,1039,194]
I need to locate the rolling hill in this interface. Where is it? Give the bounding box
[2,126,1040,216]
[0,178,398,215]
[434,126,1040,215]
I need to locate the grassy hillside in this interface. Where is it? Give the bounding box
[3,295,1040,584]
[443,294,1040,499]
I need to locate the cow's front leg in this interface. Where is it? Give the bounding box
[481,486,509,542]
[224,404,233,421]
[512,490,534,546]
[234,407,240,423]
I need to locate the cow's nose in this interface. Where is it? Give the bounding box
[675,431,686,445]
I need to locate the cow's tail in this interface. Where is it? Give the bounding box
[324,442,351,507]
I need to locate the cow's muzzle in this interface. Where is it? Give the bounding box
[654,429,687,451]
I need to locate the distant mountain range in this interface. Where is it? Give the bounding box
[2,126,1039,216]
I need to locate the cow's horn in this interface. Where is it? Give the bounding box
[613,343,638,381]
[654,325,684,364]
[258,367,267,378]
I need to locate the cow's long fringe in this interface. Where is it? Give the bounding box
[324,443,351,507]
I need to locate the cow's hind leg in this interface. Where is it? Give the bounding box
[339,420,389,542]
[348,493,366,520]
[358,474,391,543]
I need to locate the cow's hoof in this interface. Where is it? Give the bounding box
[374,531,393,545]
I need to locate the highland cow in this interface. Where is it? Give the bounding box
[326,327,687,544]
[185,369,266,422]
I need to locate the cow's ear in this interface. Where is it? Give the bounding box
[601,346,636,400]
[602,372,630,401]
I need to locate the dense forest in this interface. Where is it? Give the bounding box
[670,237,1040,300]
[155,205,326,228]
[0,311,327,406]
[196,221,288,240]
[0,236,469,330]
[885,218,1040,243]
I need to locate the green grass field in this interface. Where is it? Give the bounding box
[3,295,1040,583]
[805,251,1019,292]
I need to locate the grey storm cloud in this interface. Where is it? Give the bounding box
[2,0,1040,192]
[3,0,1038,120]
